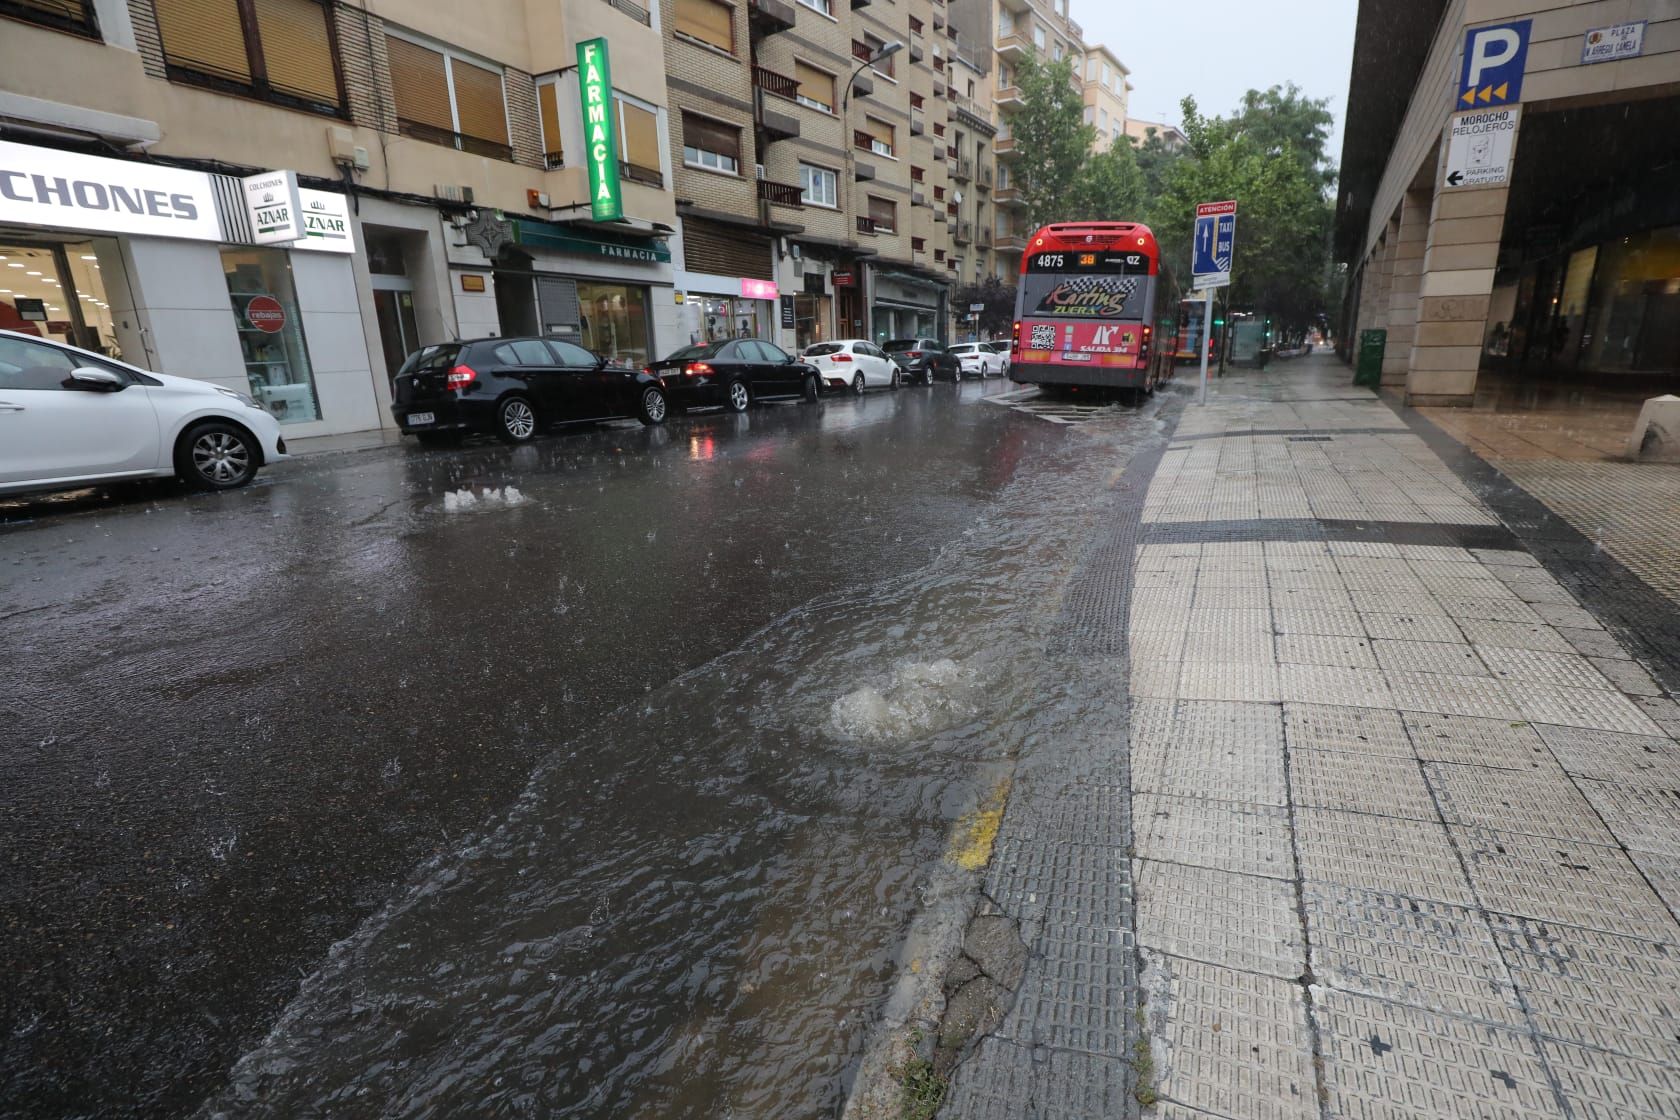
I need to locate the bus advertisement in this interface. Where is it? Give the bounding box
[1009,222,1177,393]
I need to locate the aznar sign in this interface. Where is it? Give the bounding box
[576,38,624,222]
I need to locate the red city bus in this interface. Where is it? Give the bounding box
[1010,222,1177,393]
[1173,298,1217,362]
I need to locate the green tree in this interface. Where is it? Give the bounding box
[1067,142,1147,222]
[952,276,1018,338]
[1129,125,1184,198]
[1005,50,1094,228]
[1232,84,1337,190]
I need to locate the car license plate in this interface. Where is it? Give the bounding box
[408,411,435,426]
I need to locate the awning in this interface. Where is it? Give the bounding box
[508,217,671,263]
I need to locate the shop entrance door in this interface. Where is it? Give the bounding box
[836,285,861,340]
[0,236,119,357]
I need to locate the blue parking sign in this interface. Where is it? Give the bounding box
[1459,20,1530,107]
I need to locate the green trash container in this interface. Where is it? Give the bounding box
[1354,329,1386,388]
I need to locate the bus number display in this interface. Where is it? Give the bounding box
[1029,251,1148,273]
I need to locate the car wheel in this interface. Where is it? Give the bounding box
[416,431,462,449]
[803,373,820,402]
[496,395,538,443]
[891,369,901,391]
[177,421,259,491]
[638,385,669,426]
[726,379,751,413]
[851,372,865,396]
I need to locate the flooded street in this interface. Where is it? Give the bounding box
[1,383,1168,1117]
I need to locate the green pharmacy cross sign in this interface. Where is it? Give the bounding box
[577,38,623,222]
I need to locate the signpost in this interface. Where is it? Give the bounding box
[1443,105,1520,190]
[241,170,302,245]
[1458,19,1530,108]
[1191,200,1237,405]
[1582,20,1645,64]
[576,38,623,222]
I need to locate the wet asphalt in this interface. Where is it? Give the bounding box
[0,378,1123,1118]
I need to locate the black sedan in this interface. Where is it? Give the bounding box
[647,339,821,413]
[883,338,962,383]
[391,336,669,445]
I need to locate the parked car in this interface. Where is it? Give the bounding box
[946,342,1007,379]
[647,339,820,413]
[883,338,960,384]
[802,339,901,393]
[0,329,287,495]
[981,340,1012,377]
[392,336,669,445]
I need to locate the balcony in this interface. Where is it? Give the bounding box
[995,85,1022,111]
[858,215,893,235]
[994,185,1025,209]
[997,33,1031,60]
[854,161,877,182]
[854,130,893,159]
[758,100,800,143]
[600,0,651,25]
[952,157,972,181]
[757,178,804,208]
[910,116,924,137]
[994,135,1018,160]
[753,65,799,101]
[978,164,992,188]
[747,0,796,36]
[995,232,1027,253]
[954,220,972,244]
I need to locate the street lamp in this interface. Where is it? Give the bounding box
[839,39,903,343]
[843,40,904,112]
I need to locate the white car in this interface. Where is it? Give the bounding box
[802,339,902,394]
[0,329,287,497]
[981,341,1012,377]
[947,342,1006,378]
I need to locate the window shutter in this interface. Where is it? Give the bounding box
[451,57,508,144]
[794,62,832,110]
[386,36,452,132]
[154,0,251,83]
[618,100,660,176]
[253,0,338,104]
[869,196,895,230]
[538,82,563,162]
[675,0,733,53]
[682,114,739,163]
[682,220,772,281]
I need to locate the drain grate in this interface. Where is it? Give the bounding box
[1286,435,1334,442]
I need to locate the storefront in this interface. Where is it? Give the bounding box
[0,138,377,436]
[678,278,778,347]
[869,269,947,344]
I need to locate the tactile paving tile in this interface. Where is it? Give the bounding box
[1131,660,1179,699]
[1456,617,1576,653]
[1316,989,1563,1120]
[1275,633,1377,669]
[1004,936,1136,1058]
[1512,684,1663,736]
[1295,808,1474,905]
[1186,607,1273,635]
[1183,629,1276,664]
[1192,585,1272,611]
[1037,1048,1139,1120]
[1000,782,1133,848]
[1542,731,1680,789]
[1540,1040,1680,1120]
[1273,608,1366,637]
[1402,712,1559,772]
[1146,953,1319,1120]
[984,837,1131,930]
[1388,671,1524,721]
[1132,794,1294,880]
[1558,626,1632,660]
[1130,607,1193,633]
[1290,749,1436,820]
[1352,588,1446,615]
[1177,660,1282,704]
[940,1035,1037,1120]
[1478,646,1616,691]
[1490,914,1680,1068]
[1627,850,1680,923]
[1575,780,1680,857]
[1425,763,1613,843]
[1422,577,1521,603]
[1136,861,1304,979]
[1278,663,1395,709]
[1434,594,1545,624]
[1268,584,1358,614]
[1361,612,1465,643]
[1285,703,1414,757]
[1589,657,1664,697]
[1531,601,1605,631]
[1451,826,1678,942]
[1372,639,1490,677]
[1472,548,1540,567]
[1634,697,1680,739]
[1130,630,1187,666]
[1302,883,1524,1027]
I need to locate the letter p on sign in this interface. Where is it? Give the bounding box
[1459,19,1530,107]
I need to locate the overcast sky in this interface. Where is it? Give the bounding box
[1074,0,1358,161]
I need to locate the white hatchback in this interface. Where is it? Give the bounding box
[0,330,288,497]
[946,342,1006,378]
[803,339,902,394]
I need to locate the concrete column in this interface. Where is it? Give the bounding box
[1406,115,1520,406]
[1371,215,1400,333]
[1381,189,1431,386]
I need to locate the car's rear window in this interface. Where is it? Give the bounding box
[666,342,723,362]
[882,340,919,352]
[400,344,463,375]
[950,344,977,353]
[805,343,846,356]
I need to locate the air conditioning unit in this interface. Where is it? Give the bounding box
[434,184,475,204]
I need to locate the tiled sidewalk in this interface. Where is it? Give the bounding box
[1129,358,1680,1119]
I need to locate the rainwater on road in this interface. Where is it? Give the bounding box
[0,381,1168,1118]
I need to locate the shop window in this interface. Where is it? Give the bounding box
[537,78,564,169]
[674,0,733,54]
[617,95,663,186]
[1581,225,1680,374]
[795,61,835,114]
[798,163,837,208]
[386,32,511,160]
[577,283,650,367]
[220,247,321,424]
[153,0,343,114]
[682,113,741,175]
[2,0,97,37]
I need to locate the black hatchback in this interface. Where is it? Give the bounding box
[646,339,822,413]
[391,336,669,445]
[883,338,961,383]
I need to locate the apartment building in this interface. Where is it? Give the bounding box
[1080,44,1128,151]
[1123,118,1188,150]
[946,40,998,307]
[1,0,684,437]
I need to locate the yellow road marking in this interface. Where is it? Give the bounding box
[946,777,1013,871]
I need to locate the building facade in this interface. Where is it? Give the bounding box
[1080,43,1128,151]
[1337,0,1680,404]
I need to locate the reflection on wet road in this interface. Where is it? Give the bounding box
[0,380,1164,1117]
